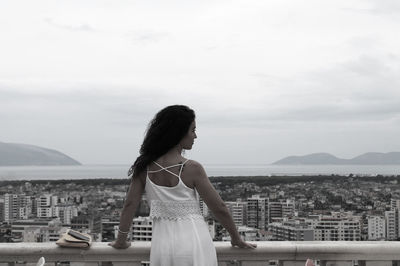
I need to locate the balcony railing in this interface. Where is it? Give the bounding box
[1,241,400,266]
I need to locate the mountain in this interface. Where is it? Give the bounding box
[273,153,345,165]
[0,142,81,166]
[272,152,400,165]
[349,152,400,165]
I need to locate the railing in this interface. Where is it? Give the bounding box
[1,241,400,266]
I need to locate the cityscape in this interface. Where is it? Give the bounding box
[1,174,400,244]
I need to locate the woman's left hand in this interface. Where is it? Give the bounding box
[108,240,131,249]
[230,238,257,249]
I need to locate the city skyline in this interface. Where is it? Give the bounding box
[2,175,400,243]
[1,1,400,165]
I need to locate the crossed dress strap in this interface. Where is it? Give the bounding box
[147,159,190,179]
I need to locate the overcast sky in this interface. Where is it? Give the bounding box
[1,0,400,165]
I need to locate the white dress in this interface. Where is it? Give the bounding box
[145,159,218,266]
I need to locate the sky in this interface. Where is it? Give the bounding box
[1,0,400,165]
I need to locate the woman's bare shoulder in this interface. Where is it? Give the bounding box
[184,160,206,176]
[185,159,202,169]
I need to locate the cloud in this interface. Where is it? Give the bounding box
[220,53,400,128]
[0,81,191,127]
[125,30,170,45]
[273,55,400,122]
[2,49,399,132]
[44,18,96,32]
[342,0,400,16]
[368,0,400,14]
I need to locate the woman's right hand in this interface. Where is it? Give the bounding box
[108,240,131,249]
[230,237,257,249]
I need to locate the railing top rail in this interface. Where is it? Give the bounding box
[1,241,400,262]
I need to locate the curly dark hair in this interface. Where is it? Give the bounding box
[128,105,196,178]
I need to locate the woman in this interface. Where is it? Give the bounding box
[109,105,256,265]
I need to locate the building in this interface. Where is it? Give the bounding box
[268,201,282,222]
[206,219,216,240]
[247,195,268,230]
[222,226,260,242]
[390,199,400,211]
[226,200,247,226]
[367,215,385,240]
[0,198,4,222]
[0,223,12,242]
[131,216,152,241]
[23,227,41,242]
[102,218,120,242]
[4,194,33,222]
[246,196,296,229]
[4,194,19,222]
[268,220,314,241]
[23,219,64,242]
[385,210,398,240]
[237,226,259,241]
[11,219,61,242]
[37,195,59,219]
[58,205,78,224]
[281,199,296,219]
[71,214,101,233]
[269,199,296,223]
[314,213,361,241]
[199,199,209,217]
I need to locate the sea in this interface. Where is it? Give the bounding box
[0,164,400,181]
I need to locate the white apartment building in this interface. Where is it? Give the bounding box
[4,194,18,222]
[367,215,386,240]
[385,210,398,240]
[131,216,153,241]
[4,194,33,222]
[37,195,58,218]
[226,200,247,226]
[314,214,361,241]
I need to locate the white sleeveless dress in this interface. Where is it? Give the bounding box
[145,159,218,266]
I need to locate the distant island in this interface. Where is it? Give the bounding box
[272,152,400,165]
[0,142,81,166]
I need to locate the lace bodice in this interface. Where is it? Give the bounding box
[145,159,204,220]
[149,200,203,220]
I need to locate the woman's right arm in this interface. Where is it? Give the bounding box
[191,161,256,249]
[109,171,145,249]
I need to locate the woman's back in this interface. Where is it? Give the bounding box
[145,159,203,221]
[145,159,198,201]
[146,157,197,185]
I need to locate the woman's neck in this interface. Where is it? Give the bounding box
[157,145,184,163]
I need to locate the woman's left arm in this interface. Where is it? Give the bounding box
[109,172,145,249]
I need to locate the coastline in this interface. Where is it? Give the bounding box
[0,164,399,181]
